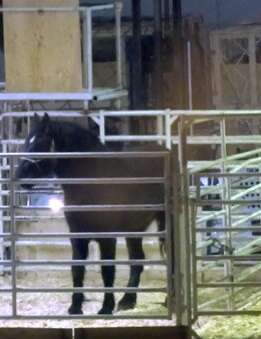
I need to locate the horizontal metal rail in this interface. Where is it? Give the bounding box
[92,109,261,118]
[196,227,261,233]
[0,151,169,158]
[0,315,170,320]
[194,199,261,205]
[198,310,261,316]
[3,109,261,118]
[0,287,167,293]
[194,172,261,178]
[0,92,93,101]
[197,255,261,261]
[0,89,127,102]
[14,204,165,212]
[0,5,114,12]
[0,111,84,120]
[197,282,261,288]
[16,177,165,185]
[0,231,166,239]
[0,259,166,266]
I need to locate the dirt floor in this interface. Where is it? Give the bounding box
[195,284,261,339]
[0,269,174,328]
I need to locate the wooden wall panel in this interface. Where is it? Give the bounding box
[3,0,82,92]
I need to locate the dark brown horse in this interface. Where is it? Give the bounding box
[16,113,167,315]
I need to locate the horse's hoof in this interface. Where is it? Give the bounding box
[98,307,113,315]
[68,305,83,315]
[117,298,136,311]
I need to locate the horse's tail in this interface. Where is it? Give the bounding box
[156,212,166,257]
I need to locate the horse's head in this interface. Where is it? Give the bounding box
[16,113,56,188]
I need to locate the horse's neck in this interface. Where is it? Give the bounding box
[51,121,105,177]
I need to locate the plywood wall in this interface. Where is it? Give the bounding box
[3,0,82,92]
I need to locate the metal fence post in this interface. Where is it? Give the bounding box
[177,116,192,327]
[9,155,17,316]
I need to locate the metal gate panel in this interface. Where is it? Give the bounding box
[0,150,175,320]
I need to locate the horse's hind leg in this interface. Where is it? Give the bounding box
[118,238,145,311]
[98,238,116,314]
[68,238,89,315]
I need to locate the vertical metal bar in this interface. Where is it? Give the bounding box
[187,41,194,137]
[99,111,106,144]
[249,32,257,108]
[131,0,143,108]
[164,0,170,34]
[27,115,31,135]
[187,41,193,111]
[177,116,192,327]
[165,109,171,150]
[212,34,223,108]
[115,1,123,89]
[154,0,163,108]
[82,10,88,89]
[0,115,4,274]
[164,153,174,319]
[190,200,198,321]
[173,0,182,30]
[84,8,93,93]
[115,1,123,110]
[157,115,164,145]
[9,156,17,316]
[172,149,182,325]
[220,118,234,310]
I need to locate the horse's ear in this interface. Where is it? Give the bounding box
[42,112,50,125]
[32,113,40,126]
[42,113,52,133]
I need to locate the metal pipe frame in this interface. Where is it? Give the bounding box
[0,314,169,320]
[0,231,166,239]
[191,170,261,318]
[0,259,166,266]
[0,287,166,293]
[0,5,114,13]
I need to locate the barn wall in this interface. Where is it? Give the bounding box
[3,0,82,92]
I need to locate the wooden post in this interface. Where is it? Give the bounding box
[153,0,163,108]
[3,0,82,92]
[130,0,143,109]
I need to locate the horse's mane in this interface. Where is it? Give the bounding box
[52,120,107,152]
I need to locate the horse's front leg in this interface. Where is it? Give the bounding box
[68,238,89,315]
[118,238,144,311]
[98,238,116,314]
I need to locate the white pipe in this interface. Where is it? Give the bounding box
[115,1,123,89]
[0,92,93,101]
[0,5,114,13]
[85,8,93,93]
[187,41,193,110]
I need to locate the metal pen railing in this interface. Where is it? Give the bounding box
[191,171,261,319]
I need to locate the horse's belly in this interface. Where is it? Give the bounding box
[64,211,156,233]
